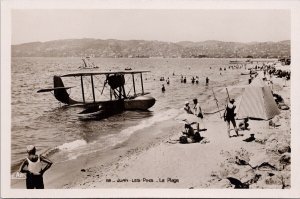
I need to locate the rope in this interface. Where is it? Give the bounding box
[84,75,111,99]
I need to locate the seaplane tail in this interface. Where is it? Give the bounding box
[53,76,79,105]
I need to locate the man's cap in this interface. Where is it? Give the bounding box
[185,101,189,105]
[26,145,36,152]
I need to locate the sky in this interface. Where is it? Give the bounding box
[11,9,290,45]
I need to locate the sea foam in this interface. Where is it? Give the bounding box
[57,139,87,151]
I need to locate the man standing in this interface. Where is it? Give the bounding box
[224,99,239,138]
[19,145,53,189]
[193,98,203,118]
[206,77,209,86]
[193,98,204,131]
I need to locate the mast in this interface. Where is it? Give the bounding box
[82,58,88,68]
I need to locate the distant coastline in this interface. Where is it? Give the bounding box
[11,38,290,58]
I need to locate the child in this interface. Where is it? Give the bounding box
[239,118,250,130]
[19,145,52,189]
[183,101,193,114]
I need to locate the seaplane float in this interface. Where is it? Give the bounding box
[37,71,156,119]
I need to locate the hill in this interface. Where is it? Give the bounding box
[12,39,290,58]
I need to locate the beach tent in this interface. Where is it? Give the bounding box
[236,82,280,120]
[250,77,266,87]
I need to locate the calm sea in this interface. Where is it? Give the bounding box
[11,57,251,170]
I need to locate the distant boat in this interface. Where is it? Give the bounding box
[229,60,245,64]
[125,67,132,71]
[79,57,99,69]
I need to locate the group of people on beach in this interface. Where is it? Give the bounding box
[181,97,250,143]
[180,98,204,143]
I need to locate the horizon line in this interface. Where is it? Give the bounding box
[12,38,291,46]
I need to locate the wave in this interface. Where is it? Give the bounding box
[103,108,181,146]
[57,139,87,151]
[40,139,88,159]
[52,109,181,161]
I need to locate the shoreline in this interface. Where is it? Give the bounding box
[68,68,290,189]
[11,64,291,189]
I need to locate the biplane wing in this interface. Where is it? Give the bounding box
[60,70,150,77]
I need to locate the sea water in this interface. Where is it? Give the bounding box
[11,57,253,171]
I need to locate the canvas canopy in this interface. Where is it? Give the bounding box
[250,77,266,87]
[236,83,280,120]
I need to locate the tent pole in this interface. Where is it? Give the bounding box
[225,87,230,101]
[212,88,222,118]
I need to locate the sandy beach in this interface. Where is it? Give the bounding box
[11,65,291,190]
[17,70,291,189]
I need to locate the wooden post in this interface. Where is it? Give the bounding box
[80,75,85,103]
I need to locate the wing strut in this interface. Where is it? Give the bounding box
[140,73,144,94]
[90,75,96,103]
[132,74,136,96]
[80,75,85,103]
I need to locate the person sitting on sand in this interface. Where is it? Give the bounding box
[239,118,249,131]
[19,145,53,189]
[180,123,201,143]
[224,99,239,138]
[183,101,193,114]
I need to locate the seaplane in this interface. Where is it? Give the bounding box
[37,70,156,119]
